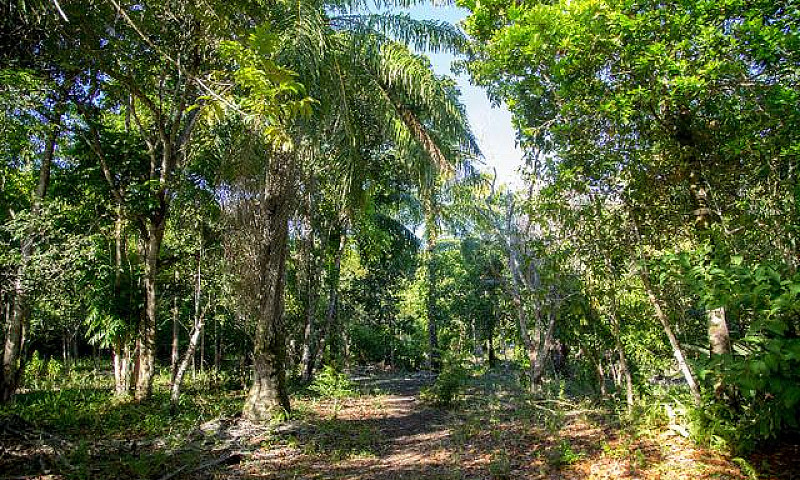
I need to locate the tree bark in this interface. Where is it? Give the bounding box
[640,270,702,405]
[241,153,295,422]
[299,200,319,384]
[313,231,346,376]
[424,208,440,371]
[170,304,206,403]
[708,307,729,355]
[2,120,59,402]
[170,297,179,379]
[610,308,634,410]
[170,248,207,402]
[530,305,557,387]
[135,220,166,401]
[689,165,731,365]
[604,254,634,410]
[110,207,134,396]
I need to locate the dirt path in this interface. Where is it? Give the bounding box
[229,373,455,479]
[2,372,792,479]
[219,373,757,480]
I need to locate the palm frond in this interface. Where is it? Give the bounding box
[330,12,467,54]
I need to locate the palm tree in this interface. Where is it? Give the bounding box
[222,0,480,420]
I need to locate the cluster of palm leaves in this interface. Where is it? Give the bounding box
[256,0,480,207]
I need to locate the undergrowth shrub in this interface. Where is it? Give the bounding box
[308,366,357,399]
[421,357,469,407]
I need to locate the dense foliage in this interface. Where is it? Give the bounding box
[1,0,797,471]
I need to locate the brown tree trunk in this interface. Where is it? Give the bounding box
[2,120,59,402]
[610,309,634,410]
[241,154,295,422]
[708,307,729,355]
[424,208,440,371]
[530,305,557,387]
[135,220,165,401]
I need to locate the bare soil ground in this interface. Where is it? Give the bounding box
[2,372,796,479]
[215,373,768,480]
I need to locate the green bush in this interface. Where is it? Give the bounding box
[309,366,357,399]
[692,329,800,452]
[421,358,469,407]
[23,352,64,389]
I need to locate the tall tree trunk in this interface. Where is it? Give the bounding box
[514,294,539,390]
[313,231,346,376]
[424,207,440,371]
[300,318,314,383]
[610,307,634,410]
[597,360,607,396]
[170,297,179,379]
[112,208,131,396]
[506,236,542,391]
[171,249,206,402]
[640,270,702,405]
[487,338,497,369]
[214,307,221,373]
[135,220,165,401]
[530,305,557,387]
[2,120,59,402]
[299,204,318,384]
[241,154,295,422]
[605,254,634,410]
[689,166,731,362]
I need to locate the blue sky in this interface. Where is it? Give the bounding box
[397,4,524,187]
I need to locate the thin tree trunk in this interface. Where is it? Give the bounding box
[313,231,346,376]
[199,326,205,373]
[603,252,634,409]
[689,169,731,366]
[640,270,702,405]
[299,205,318,383]
[170,297,179,379]
[131,332,141,395]
[112,209,131,396]
[2,120,59,402]
[300,317,314,382]
[597,361,607,396]
[626,194,702,405]
[214,306,220,373]
[610,306,634,410]
[170,303,206,403]
[135,221,165,401]
[423,204,440,371]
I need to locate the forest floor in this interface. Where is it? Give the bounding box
[0,368,796,479]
